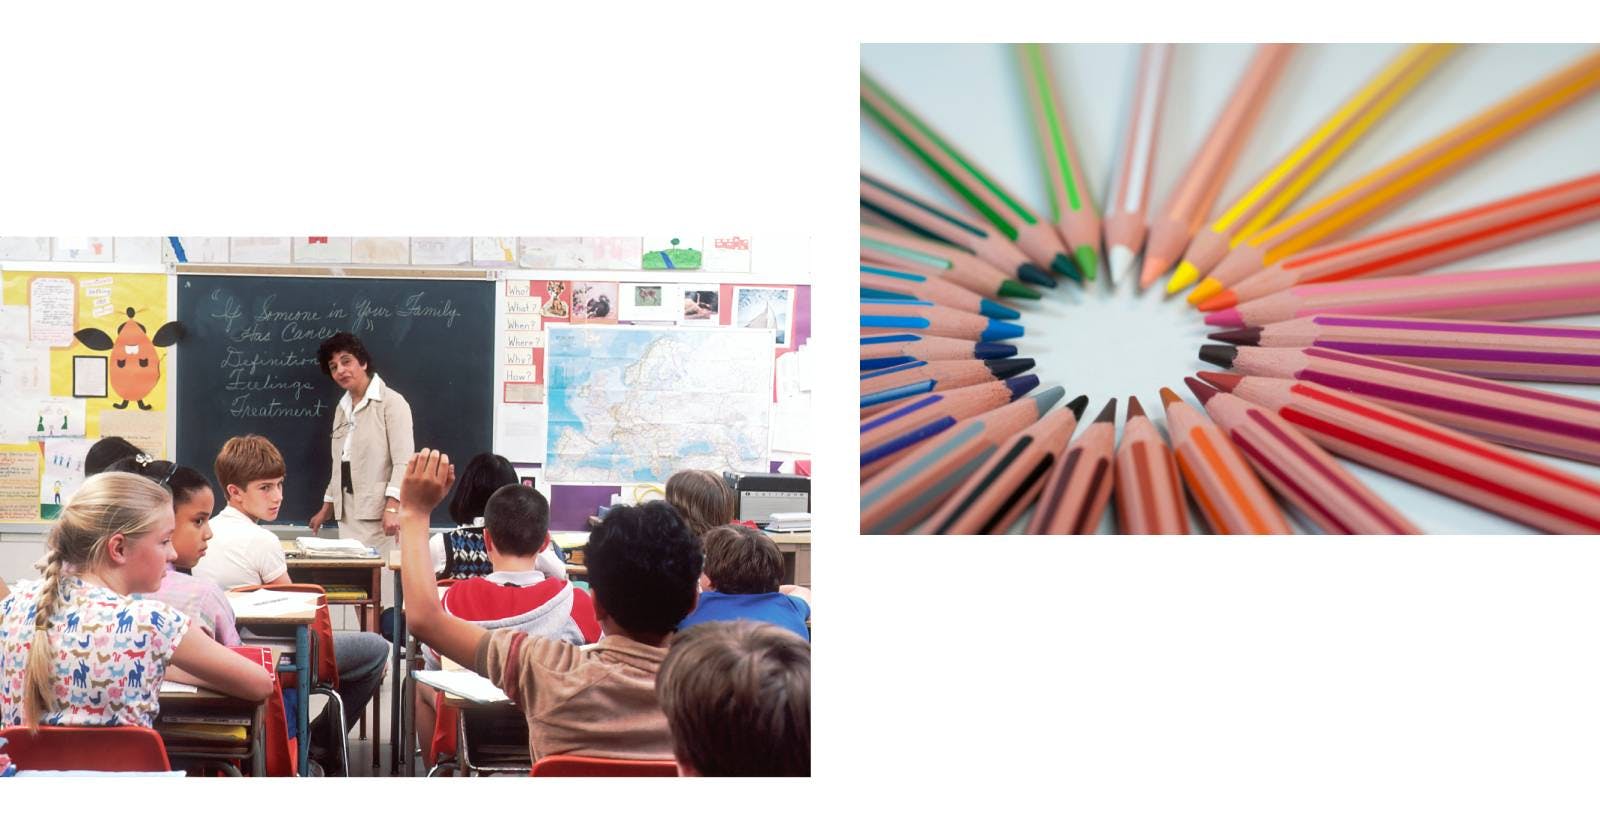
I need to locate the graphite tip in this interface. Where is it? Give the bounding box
[1017,263,1057,289]
[1198,344,1239,369]
[1092,397,1118,424]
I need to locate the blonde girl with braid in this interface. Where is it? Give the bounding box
[0,472,272,730]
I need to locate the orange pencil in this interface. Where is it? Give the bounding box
[1027,398,1119,534]
[1113,396,1188,534]
[922,403,1089,534]
[1160,387,1290,534]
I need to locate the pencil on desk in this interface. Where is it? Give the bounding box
[1184,376,1419,534]
[862,265,1023,320]
[861,375,1042,479]
[861,222,1045,299]
[1200,345,1600,465]
[1210,314,1600,384]
[1105,44,1173,286]
[861,174,1056,289]
[1113,396,1188,534]
[861,333,1018,370]
[1016,43,1103,280]
[1140,44,1294,289]
[1026,398,1119,534]
[1169,44,1457,295]
[1160,387,1290,534]
[1196,371,1600,533]
[862,387,1069,534]
[861,298,1026,342]
[861,358,1037,409]
[1193,48,1600,300]
[861,71,1081,279]
[922,402,1089,534]
[1196,171,1600,311]
[1205,260,1600,327]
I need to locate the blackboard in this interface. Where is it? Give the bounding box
[175,274,495,527]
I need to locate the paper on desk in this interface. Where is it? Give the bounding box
[228,588,321,618]
[413,669,511,704]
[158,682,198,694]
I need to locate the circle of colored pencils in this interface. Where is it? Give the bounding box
[922,402,1090,534]
[1199,345,1600,465]
[861,175,1057,289]
[861,298,1026,342]
[1194,171,1600,311]
[861,333,1019,371]
[861,71,1081,279]
[862,265,1023,320]
[862,221,1047,298]
[1169,44,1458,296]
[861,387,1068,535]
[1015,43,1103,281]
[1183,376,1420,534]
[861,358,1037,410]
[1026,398,1119,534]
[1194,49,1600,299]
[1204,261,1600,328]
[862,375,1042,479]
[1195,371,1600,533]
[1140,44,1294,290]
[1210,314,1600,384]
[1113,396,1188,534]
[1158,387,1290,534]
[1104,44,1172,287]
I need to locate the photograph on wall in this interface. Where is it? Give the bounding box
[681,284,720,325]
[618,283,680,322]
[540,280,572,320]
[733,286,793,347]
[569,281,619,324]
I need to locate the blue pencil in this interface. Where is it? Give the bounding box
[862,374,1042,474]
[861,358,1035,408]
[860,298,1025,342]
[861,333,1017,370]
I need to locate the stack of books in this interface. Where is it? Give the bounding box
[764,512,811,533]
[293,537,376,557]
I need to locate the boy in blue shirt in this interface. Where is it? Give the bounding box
[679,526,810,641]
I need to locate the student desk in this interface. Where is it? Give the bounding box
[281,546,387,768]
[227,592,315,776]
[158,648,275,777]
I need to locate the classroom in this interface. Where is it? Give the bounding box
[0,235,813,777]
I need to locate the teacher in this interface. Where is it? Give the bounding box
[308,332,415,550]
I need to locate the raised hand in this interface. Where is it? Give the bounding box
[399,448,456,514]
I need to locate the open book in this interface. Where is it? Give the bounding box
[412,669,511,704]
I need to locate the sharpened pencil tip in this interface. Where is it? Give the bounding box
[1139,255,1171,286]
[980,319,1026,342]
[999,279,1044,300]
[1207,327,1262,346]
[1126,395,1145,419]
[1075,246,1099,282]
[1066,394,1090,419]
[1158,387,1183,408]
[1198,345,1238,369]
[979,298,1022,321]
[1196,290,1238,312]
[1184,376,1218,405]
[987,358,1036,379]
[1004,374,1041,400]
[1197,371,1243,393]
[1093,397,1117,424]
[1188,277,1226,306]
[1051,253,1083,282]
[1017,264,1057,288]
[1107,245,1135,288]
[1033,386,1067,413]
[1167,261,1201,294]
[1204,308,1245,328]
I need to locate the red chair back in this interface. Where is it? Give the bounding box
[530,754,678,777]
[0,726,170,772]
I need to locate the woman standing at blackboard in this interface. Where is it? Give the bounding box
[308,332,415,551]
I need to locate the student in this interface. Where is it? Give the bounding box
[195,433,389,776]
[656,620,810,777]
[415,482,600,766]
[399,449,701,762]
[0,473,271,729]
[665,468,737,537]
[679,526,811,640]
[108,456,239,646]
[429,452,567,581]
[84,435,146,477]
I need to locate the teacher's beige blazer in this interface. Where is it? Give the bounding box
[323,381,415,521]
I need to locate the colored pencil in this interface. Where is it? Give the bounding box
[922,401,1090,534]
[1195,171,1600,310]
[1210,314,1600,384]
[1185,377,1420,534]
[1196,49,1600,295]
[1140,44,1294,289]
[861,175,1056,290]
[861,375,1043,479]
[1026,398,1119,534]
[861,386,1068,534]
[1104,44,1173,286]
[1200,345,1600,465]
[861,71,1081,279]
[1197,371,1600,533]
[1016,43,1103,280]
[1206,261,1600,327]
[1169,44,1458,295]
[861,358,1037,409]
[862,265,1022,320]
[861,298,1026,342]
[1113,396,1188,534]
[861,222,1045,300]
[861,333,1018,371]
[1159,387,1290,534]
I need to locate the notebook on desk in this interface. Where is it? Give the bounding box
[413,669,512,705]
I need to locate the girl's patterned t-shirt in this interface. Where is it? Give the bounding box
[0,576,190,728]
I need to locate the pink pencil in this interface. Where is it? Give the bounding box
[1114,396,1188,534]
[1206,261,1600,327]
[1140,44,1294,289]
[1027,399,1120,534]
[1202,345,1600,465]
[1104,44,1173,287]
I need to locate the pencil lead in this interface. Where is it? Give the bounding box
[1204,307,1245,328]
[1017,264,1057,289]
[1004,374,1041,400]
[1197,371,1243,393]
[1126,395,1146,420]
[1207,327,1262,346]
[1198,345,1238,369]
[999,279,1044,300]
[1107,246,1135,287]
[1187,277,1226,306]
[1195,290,1239,312]
[1093,397,1118,424]
[1166,260,1202,294]
[973,342,1018,359]
[1157,387,1184,408]
[1139,255,1171,286]
[986,358,1036,379]
[1184,376,1218,405]
[1051,253,1083,282]
[1031,386,1067,414]
[1075,246,1099,282]
[978,299,1022,320]
[979,319,1026,342]
[1066,394,1090,419]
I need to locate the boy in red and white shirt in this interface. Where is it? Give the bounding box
[416,483,599,764]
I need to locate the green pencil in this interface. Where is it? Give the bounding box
[1016,44,1103,281]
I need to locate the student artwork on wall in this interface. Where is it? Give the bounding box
[680,284,719,325]
[410,237,473,266]
[0,237,52,261]
[540,280,572,320]
[618,283,679,322]
[733,286,793,347]
[163,237,231,264]
[0,443,40,522]
[520,237,641,270]
[52,237,113,262]
[28,276,76,347]
[39,436,91,515]
[229,237,292,264]
[293,236,353,264]
[702,236,752,272]
[569,281,619,324]
[72,355,107,398]
[352,237,411,264]
[641,235,703,270]
[474,237,519,266]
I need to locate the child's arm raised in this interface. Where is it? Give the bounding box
[399,449,489,672]
[169,628,274,702]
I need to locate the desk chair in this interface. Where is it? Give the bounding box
[450,701,531,777]
[530,754,678,777]
[0,726,170,772]
[232,583,351,776]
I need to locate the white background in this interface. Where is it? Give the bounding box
[5,1,1600,818]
